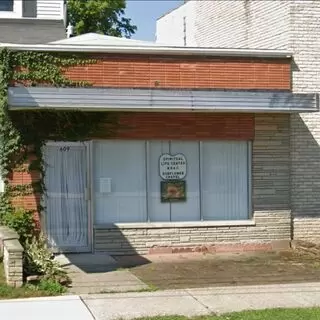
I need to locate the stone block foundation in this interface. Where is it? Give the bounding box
[0,226,24,287]
[94,210,291,255]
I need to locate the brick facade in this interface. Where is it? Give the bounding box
[94,113,291,254]
[157,0,320,245]
[8,47,295,253]
[8,112,254,227]
[104,112,255,140]
[64,54,291,90]
[95,210,291,255]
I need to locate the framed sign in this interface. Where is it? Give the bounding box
[161,180,186,202]
[159,153,187,180]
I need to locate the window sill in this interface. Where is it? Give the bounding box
[94,220,256,230]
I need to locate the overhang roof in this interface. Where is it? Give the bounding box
[0,32,292,58]
[8,87,318,113]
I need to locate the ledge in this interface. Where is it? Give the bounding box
[0,226,19,241]
[94,220,256,230]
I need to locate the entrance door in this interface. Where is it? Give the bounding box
[44,142,90,252]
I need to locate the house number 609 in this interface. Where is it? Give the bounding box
[59,146,70,152]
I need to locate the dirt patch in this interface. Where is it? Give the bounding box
[126,250,320,290]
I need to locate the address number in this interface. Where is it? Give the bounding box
[59,146,70,152]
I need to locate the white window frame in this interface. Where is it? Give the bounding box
[0,0,23,19]
[92,139,252,225]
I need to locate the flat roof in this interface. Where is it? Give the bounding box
[0,33,292,59]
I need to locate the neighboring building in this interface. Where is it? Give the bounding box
[4,34,317,254]
[0,0,66,43]
[157,0,320,245]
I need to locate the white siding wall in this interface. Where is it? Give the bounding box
[156,1,196,46]
[37,0,64,20]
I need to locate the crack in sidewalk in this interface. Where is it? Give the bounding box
[184,290,216,315]
[80,296,96,320]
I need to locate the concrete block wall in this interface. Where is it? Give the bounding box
[94,114,291,254]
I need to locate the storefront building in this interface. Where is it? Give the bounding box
[5,34,318,254]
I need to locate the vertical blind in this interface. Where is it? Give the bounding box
[94,140,250,224]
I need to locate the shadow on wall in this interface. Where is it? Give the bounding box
[291,113,320,218]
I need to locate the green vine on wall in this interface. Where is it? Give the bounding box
[0,48,114,221]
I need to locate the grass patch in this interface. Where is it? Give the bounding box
[96,284,158,294]
[134,308,320,320]
[0,262,66,299]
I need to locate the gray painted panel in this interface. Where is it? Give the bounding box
[22,0,37,18]
[0,19,64,44]
[8,87,318,113]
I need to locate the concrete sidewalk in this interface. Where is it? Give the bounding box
[0,295,94,320]
[83,282,320,319]
[1,282,320,320]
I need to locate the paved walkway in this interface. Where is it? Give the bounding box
[55,253,148,294]
[2,282,320,320]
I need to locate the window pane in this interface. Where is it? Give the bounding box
[0,0,13,11]
[147,141,171,221]
[147,141,200,222]
[93,141,147,224]
[170,141,200,221]
[201,141,249,220]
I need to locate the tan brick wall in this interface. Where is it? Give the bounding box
[253,114,290,211]
[94,114,292,254]
[0,227,23,287]
[94,211,291,255]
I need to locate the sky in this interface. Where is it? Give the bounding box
[126,0,183,41]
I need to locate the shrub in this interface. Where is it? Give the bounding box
[36,279,67,294]
[1,208,70,287]
[2,208,35,245]
[24,233,71,285]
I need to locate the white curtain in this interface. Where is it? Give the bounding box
[201,141,249,220]
[93,141,147,224]
[44,145,88,251]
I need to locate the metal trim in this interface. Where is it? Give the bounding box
[8,87,318,113]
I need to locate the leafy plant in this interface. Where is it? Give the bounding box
[2,208,35,245]
[24,233,70,284]
[29,279,67,294]
[68,0,137,37]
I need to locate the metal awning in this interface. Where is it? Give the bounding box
[8,87,318,113]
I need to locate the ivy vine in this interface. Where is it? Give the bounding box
[0,48,116,221]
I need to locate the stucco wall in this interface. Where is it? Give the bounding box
[156,1,196,46]
[156,0,290,49]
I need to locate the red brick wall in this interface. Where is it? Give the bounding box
[101,112,255,140]
[8,112,254,221]
[8,170,41,227]
[64,54,291,90]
